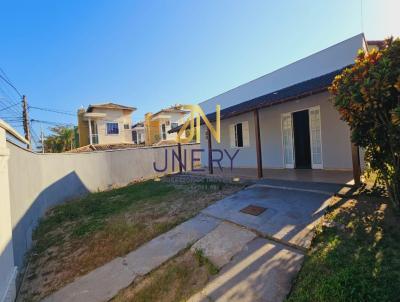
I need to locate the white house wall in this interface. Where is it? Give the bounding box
[200,111,257,168]
[201,92,353,170]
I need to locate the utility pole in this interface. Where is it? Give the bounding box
[41,123,44,153]
[22,95,31,149]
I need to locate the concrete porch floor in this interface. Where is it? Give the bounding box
[191,167,354,185]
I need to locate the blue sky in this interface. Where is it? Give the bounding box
[0,0,399,143]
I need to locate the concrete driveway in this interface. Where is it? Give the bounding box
[189,180,339,302]
[202,182,335,250]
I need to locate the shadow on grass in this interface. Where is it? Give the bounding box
[287,194,400,302]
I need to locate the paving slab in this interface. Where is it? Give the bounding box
[42,257,137,302]
[43,214,220,302]
[188,238,304,302]
[191,222,257,268]
[202,186,332,249]
[124,213,221,275]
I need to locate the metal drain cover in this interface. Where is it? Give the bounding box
[240,205,267,216]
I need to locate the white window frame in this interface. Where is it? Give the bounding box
[281,113,295,168]
[230,121,250,149]
[106,122,119,135]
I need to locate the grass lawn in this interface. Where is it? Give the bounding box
[18,177,242,302]
[286,189,400,301]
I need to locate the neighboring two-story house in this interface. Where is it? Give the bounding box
[77,103,136,146]
[144,106,188,145]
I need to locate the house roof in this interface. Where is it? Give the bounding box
[205,67,346,122]
[132,121,144,128]
[87,102,137,112]
[169,67,346,133]
[199,34,366,115]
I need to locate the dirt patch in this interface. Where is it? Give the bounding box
[18,177,243,301]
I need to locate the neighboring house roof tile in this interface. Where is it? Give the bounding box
[87,102,136,112]
[68,143,140,153]
[151,108,188,117]
[132,122,144,128]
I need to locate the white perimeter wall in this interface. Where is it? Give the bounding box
[7,142,199,268]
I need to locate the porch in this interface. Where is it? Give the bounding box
[190,167,355,185]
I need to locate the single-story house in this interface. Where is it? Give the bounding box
[191,34,377,181]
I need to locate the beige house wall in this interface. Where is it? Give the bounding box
[91,108,133,144]
[77,109,89,147]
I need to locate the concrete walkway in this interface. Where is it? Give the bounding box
[43,214,220,302]
[43,181,338,302]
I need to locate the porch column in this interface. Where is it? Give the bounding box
[351,143,361,186]
[254,109,263,178]
[177,142,183,174]
[88,118,93,145]
[207,129,213,174]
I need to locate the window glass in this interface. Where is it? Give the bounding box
[107,123,119,134]
[235,123,243,147]
[171,122,178,129]
[124,124,130,129]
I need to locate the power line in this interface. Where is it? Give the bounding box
[0,71,22,98]
[0,100,21,112]
[29,106,75,116]
[30,118,74,127]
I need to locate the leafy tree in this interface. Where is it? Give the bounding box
[44,126,75,153]
[330,37,400,206]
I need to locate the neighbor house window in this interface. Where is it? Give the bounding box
[161,124,167,140]
[106,122,119,135]
[230,121,249,148]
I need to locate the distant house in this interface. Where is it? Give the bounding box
[144,106,188,145]
[131,121,145,144]
[77,102,136,146]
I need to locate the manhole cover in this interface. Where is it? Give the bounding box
[240,205,267,216]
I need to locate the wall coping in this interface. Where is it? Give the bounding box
[0,119,29,145]
[6,139,200,156]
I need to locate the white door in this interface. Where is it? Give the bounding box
[281,113,294,168]
[309,106,323,169]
